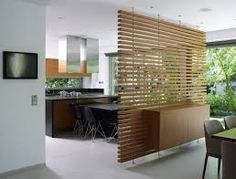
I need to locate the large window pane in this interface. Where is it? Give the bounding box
[45,78,82,89]
[207,46,236,116]
[109,56,118,95]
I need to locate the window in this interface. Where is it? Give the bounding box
[206,41,236,116]
[45,78,82,89]
[108,54,118,95]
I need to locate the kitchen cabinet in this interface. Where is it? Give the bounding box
[143,104,209,151]
[45,95,118,137]
[46,58,91,78]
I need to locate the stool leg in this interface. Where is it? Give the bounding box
[202,154,208,179]
[110,124,117,137]
[218,158,221,174]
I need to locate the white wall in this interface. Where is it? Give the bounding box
[207,28,236,42]
[45,35,58,58]
[0,0,45,173]
[97,43,117,95]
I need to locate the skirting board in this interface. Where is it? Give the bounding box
[0,163,46,177]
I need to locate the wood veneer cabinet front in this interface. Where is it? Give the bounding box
[46,99,76,137]
[46,58,91,77]
[143,104,209,151]
[46,58,59,77]
[53,100,75,131]
[46,97,117,137]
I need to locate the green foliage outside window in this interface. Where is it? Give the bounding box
[45,78,82,89]
[207,47,236,116]
[207,92,236,116]
[109,56,118,95]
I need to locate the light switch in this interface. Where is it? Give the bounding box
[31,95,38,106]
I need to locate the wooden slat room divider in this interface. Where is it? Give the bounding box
[117,10,207,163]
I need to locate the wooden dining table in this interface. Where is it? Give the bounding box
[213,127,236,142]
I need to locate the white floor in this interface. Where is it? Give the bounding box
[2,135,221,179]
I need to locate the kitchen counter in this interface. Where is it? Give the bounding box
[46,94,118,101]
[45,94,118,137]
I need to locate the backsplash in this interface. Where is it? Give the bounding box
[45,88,104,96]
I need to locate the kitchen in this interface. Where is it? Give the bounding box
[1,0,226,178]
[45,35,118,139]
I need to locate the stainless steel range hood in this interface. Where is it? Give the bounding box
[58,35,99,73]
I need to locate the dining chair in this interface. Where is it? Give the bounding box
[224,115,236,129]
[202,120,225,179]
[222,141,236,179]
[81,106,107,141]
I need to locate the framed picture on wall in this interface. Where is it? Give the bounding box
[3,51,38,79]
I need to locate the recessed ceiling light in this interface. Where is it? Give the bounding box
[199,8,212,12]
[150,6,154,9]
[200,22,204,24]
[57,16,63,20]
[178,15,182,18]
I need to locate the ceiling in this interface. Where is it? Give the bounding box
[45,0,236,53]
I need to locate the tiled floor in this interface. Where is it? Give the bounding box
[2,135,221,179]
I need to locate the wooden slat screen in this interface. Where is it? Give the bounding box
[117,10,207,163]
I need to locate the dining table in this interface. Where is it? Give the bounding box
[213,127,236,142]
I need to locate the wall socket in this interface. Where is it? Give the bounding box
[31,95,38,106]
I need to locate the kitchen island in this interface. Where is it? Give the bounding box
[46,94,118,137]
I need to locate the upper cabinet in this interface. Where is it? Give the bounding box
[46,58,58,76]
[46,58,91,78]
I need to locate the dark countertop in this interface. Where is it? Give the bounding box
[86,103,119,111]
[46,95,118,101]
[45,88,104,96]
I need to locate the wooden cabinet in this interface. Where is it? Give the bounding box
[143,104,209,151]
[46,99,76,137]
[53,100,76,131]
[46,58,59,77]
[46,96,118,137]
[46,58,91,78]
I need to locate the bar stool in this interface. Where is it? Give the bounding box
[81,106,107,141]
[72,103,85,136]
[107,122,118,142]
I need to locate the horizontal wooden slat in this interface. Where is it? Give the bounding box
[117,18,205,41]
[118,32,204,49]
[117,10,206,163]
[118,10,205,35]
[118,53,206,62]
[118,45,204,56]
[118,25,205,47]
